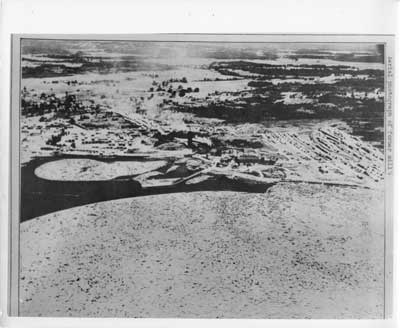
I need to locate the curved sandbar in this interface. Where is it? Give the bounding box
[20,185,384,318]
[34,158,168,181]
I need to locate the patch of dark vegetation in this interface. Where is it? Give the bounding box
[222,139,265,149]
[21,88,101,117]
[173,92,384,147]
[211,61,383,79]
[187,60,384,146]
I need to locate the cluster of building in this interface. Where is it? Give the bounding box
[20,82,384,188]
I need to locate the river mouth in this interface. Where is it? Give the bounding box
[21,154,272,222]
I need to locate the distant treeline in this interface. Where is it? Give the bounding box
[248,78,383,94]
[211,61,383,78]
[22,55,170,78]
[287,52,384,64]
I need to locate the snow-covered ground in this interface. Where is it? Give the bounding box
[20,185,384,318]
[35,159,167,181]
[19,47,386,319]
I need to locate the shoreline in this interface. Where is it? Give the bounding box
[21,155,273,222]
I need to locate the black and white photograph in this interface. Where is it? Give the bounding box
[9,35,393,319]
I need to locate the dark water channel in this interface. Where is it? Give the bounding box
[21,155,271,222]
